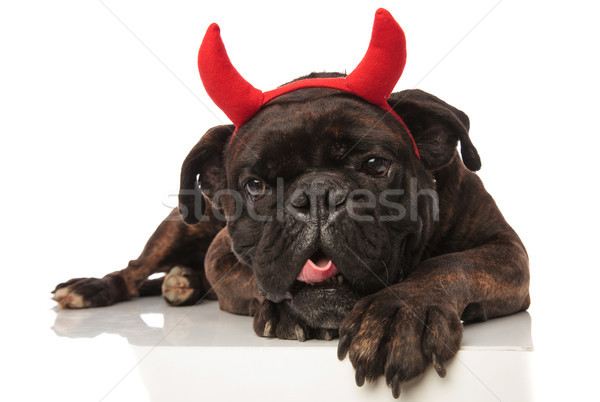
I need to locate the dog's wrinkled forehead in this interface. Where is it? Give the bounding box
[226,88,409,182]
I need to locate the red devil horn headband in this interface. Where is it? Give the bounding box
[198,8,419,158]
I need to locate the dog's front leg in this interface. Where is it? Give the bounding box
[52,208,223,308]
[337,234,529,398]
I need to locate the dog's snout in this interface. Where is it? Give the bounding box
[328,187,348,207]
[290,190,310,209]
[289,185,347,209]
[287,175,348,220]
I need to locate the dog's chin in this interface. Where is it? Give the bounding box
[284,276,360,329]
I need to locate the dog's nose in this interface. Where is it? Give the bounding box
[288,175,348,220]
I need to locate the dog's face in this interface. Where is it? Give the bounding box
[179,81,480,328]
[225,87,427,328]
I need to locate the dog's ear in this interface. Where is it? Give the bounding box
[388,89,481,172]
[179,125,233,225]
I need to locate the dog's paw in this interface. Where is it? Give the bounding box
[52,274,128,309]
[337,287,462,398]
[161,266,204,306]
[253,299,337,341]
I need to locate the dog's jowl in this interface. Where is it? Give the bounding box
[52,9,529,398]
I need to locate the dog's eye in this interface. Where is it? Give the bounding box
[361,157,391,177]
[244,179,267,201]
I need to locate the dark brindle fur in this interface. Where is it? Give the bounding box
[53,76,529,398]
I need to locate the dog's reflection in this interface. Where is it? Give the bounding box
[51,296,259,346]
[52,296,533,350]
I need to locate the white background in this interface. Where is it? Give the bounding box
[1,0,599,400]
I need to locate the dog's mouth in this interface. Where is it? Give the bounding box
[288,249,350,298]
[295,249,344,286]
[284,249,357,329]
[296,250,343,284]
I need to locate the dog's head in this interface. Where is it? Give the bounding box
[179,83,480,328]
[178,10,480,329]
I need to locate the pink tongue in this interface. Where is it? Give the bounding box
[297,257,339,284]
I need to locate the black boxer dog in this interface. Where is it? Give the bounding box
[52,9,529,398]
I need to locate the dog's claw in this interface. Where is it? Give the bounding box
[355,367,366,387]
[390,374,402,399]
[337,333,350,360]
[263,320,274,337]
[432,353,447,378]
[295,325,306,342]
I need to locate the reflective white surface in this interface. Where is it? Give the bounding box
[3,296,533,401]
[51,296,533,350]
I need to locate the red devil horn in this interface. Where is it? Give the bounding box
[198,24,263,127]
[198,9,409,142]
[346,8,407,105]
